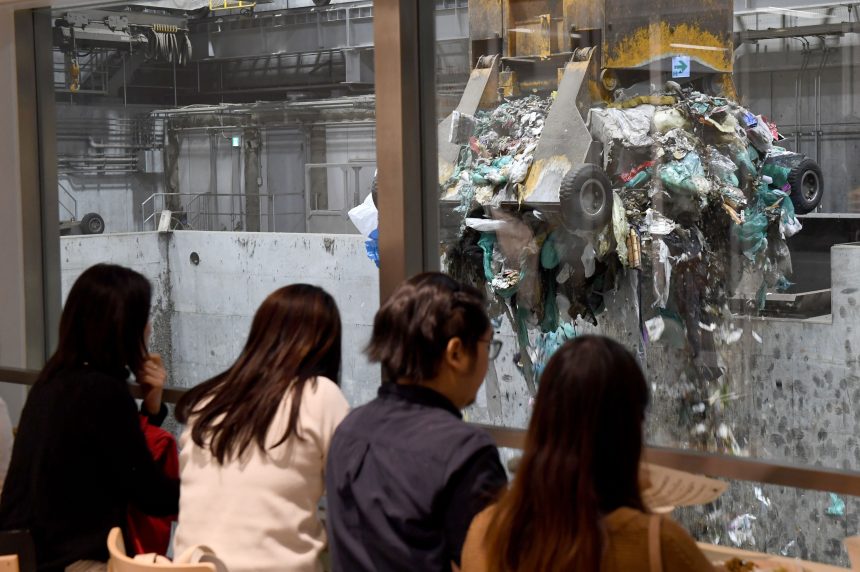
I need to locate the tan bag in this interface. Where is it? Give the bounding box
[649,515,663,572]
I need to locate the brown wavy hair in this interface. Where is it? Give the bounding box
[484,335,649,572]
[176,284,341,464]
[366,272,489,383]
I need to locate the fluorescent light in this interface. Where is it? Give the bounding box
[762,6,821,19]
[670,43,729,52]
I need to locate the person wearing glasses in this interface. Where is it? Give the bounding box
[325,272,507,572]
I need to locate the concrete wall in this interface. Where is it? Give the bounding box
[59,231,381,406]
[467,243,860,566]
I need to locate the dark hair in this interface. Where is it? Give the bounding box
[485,335,649,572]
[176,284,341,464]
[40,264,152,383]
[367,272,490,383]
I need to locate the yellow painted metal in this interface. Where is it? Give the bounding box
[509,14,552,58]
[603,21,732,72]
[521,155,572,203]
[208,0,256,11]
[499,70,520,98]
[438,57,501,184]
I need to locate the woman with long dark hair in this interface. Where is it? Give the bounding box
[174,284,349,572]
[0,264,179,572]
[461,335,713,572]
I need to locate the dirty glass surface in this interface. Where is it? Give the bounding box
[431,0,860,565]
[46,0,381,409]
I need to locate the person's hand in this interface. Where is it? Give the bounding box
[138,353,166,416]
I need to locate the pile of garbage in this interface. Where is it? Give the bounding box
[444,83,814,451]
[442,94,553,213]
[593,87,804,343]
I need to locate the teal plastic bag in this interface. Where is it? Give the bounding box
[478,232,496,281]
[736,211,769,260]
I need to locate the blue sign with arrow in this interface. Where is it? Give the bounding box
[672,55,690,78]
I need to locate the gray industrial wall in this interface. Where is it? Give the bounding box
[60,231,381,405]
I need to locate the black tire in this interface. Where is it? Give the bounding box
[80,212,105,235]
[787,158,823,214]
[370,176,378,209]
[559,163,613,231]
[312,0,331,5]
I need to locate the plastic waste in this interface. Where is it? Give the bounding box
[624,168,652,188]
[827,493,846,517]
[364,229,380,268]
[611,192,629,266]
[761,161,791,189]
[540,232,560,270]
[728,515,757,546]
[587,105,655,148]
[464,218,507,232]
[652,239,672,308]
[704,147,739,187]
[747,116,774,152]
[645,315,665,342]
[477,232,497,281]
[652,107,690,133]
[581,244,596,278]
[658,152,711,196]
[508,158,531,184]
[644,208,676,236]
[347,192,378,237]
[449,111,477,145]
[736,211,769,260]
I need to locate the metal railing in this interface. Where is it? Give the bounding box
[3,365,860,497]
[305,161,376,232]
[58,179,78,221]
[141,192,276,232]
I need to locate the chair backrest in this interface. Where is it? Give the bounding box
[0,530,36,572]
[106,529,216,572]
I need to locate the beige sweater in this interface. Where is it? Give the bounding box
[174,377,350,572]
[462,506,715,572]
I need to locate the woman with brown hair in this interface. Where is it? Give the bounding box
[174,284,349,572]
[461,335,713,572]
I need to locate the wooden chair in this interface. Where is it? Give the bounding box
[0,530,36,572]
[106,528,220,572]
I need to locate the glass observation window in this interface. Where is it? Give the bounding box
[429,0,860,566]
[43,0,383,412]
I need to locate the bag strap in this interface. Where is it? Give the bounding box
[649,514,663,572]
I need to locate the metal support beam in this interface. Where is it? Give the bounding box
[373,0,439,301]
[14,9,61,367]
[737,20,860,43]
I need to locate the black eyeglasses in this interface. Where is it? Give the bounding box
[487,339,502,360]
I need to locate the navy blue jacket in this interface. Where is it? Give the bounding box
[325,382,507,572]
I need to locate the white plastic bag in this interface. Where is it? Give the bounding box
[347,192,378,238]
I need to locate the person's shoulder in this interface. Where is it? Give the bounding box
[304,376,350,416]
[470,504,497,532]
[659,514,701,546]
[461,504,499,572]
[308,376,346,400]
[660,516,714,570]
[42,368,128,399]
